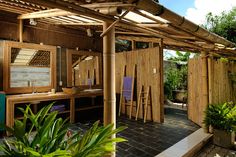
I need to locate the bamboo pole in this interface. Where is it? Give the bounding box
[103,21,116,157]
[132,0,235,47]
[100,9,130,37]
[201,51,209,129]
[19,19,23,42]
[132,40,136,50]
[20,0,202,50]
[208,55,213,104]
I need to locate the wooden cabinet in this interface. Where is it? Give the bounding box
[6,91,103,132]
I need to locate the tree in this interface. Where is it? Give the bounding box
[167,51,190,62]
[204,7,236,44]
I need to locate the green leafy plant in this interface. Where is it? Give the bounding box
[168,51,190,62]
[0,103,126,157]
[203,7,236,44]
[164,65,188,100]
[164,51,189,100]
[204,102,236,132]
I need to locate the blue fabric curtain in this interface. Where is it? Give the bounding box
[0,93,5,130]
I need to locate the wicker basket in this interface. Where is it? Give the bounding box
[62,87,80,95]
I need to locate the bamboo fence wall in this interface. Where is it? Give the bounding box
[115,47,164,123]
[73,56,99,86]
[188,57,236,126]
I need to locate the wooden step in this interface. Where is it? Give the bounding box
[155,128,212,157]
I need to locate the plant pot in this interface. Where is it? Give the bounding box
[213,129,235,148]
[173,90,187,103]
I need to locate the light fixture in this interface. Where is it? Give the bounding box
[29,18,37,26]
[86,28,93,37]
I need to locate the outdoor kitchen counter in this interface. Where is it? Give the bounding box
[6,90,103,132]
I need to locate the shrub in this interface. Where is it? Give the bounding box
[204,102,236,132]
[0,103,126,156]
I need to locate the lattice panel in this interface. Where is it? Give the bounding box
[28,50,50,67]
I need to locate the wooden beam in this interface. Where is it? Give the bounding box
[133,0,235,47]
[81,2,135,9]
[100,9,130,37]
[20,0,115,22]
[1,0,42,11]
[169,35,196,40]
[0,4,29,14]
[133,9,212,43]
[52,22,103,26]
[72,55,88,67]
[19,19,23,42]
[18,9,74,19]
[117,35,159,43]
[115,31,151,36]
[137,23,169,28]
[103,21,116,157]
[19,0,203,51]
[116,35,201,50]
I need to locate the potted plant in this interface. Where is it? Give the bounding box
[204,102,236,148]
[164,51,189,103]
[0,103,127,156]
[164,65,188,102]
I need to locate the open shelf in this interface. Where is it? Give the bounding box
[75,105,103,111]
[16,110,71,120]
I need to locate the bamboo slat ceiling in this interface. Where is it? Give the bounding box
[0,0,235,57]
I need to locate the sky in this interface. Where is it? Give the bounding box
[159,0,236,59]
[159,0,236,25]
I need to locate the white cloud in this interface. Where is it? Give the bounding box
[185,0,236,25]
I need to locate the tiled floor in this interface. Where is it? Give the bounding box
[70,108,199,157]
[0,107,199,157]
[68,108,199,157]
[1,107,236,157]
[194,142,236,157]
[115,113,199,157]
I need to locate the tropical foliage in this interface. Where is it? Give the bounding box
[0,103,126,157]
[204,7,236,44]
[204,102,236,132]
[167,51,190,62]
[164,51,189,100]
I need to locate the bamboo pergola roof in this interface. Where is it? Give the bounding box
[0,0,236,57]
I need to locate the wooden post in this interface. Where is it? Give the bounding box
[149,42,153,48]
[19,19,23,42]
[208,55,213,104]
[103,21,116,157]
[103,21,116,135]
[131,40,136,50]
[159,40,164,123]
[201,51,209,129]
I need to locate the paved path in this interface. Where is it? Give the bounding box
[194,143,236,157]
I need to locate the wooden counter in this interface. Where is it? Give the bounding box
[6,90,103,130]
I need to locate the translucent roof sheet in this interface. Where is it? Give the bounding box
[11,48,37,66]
